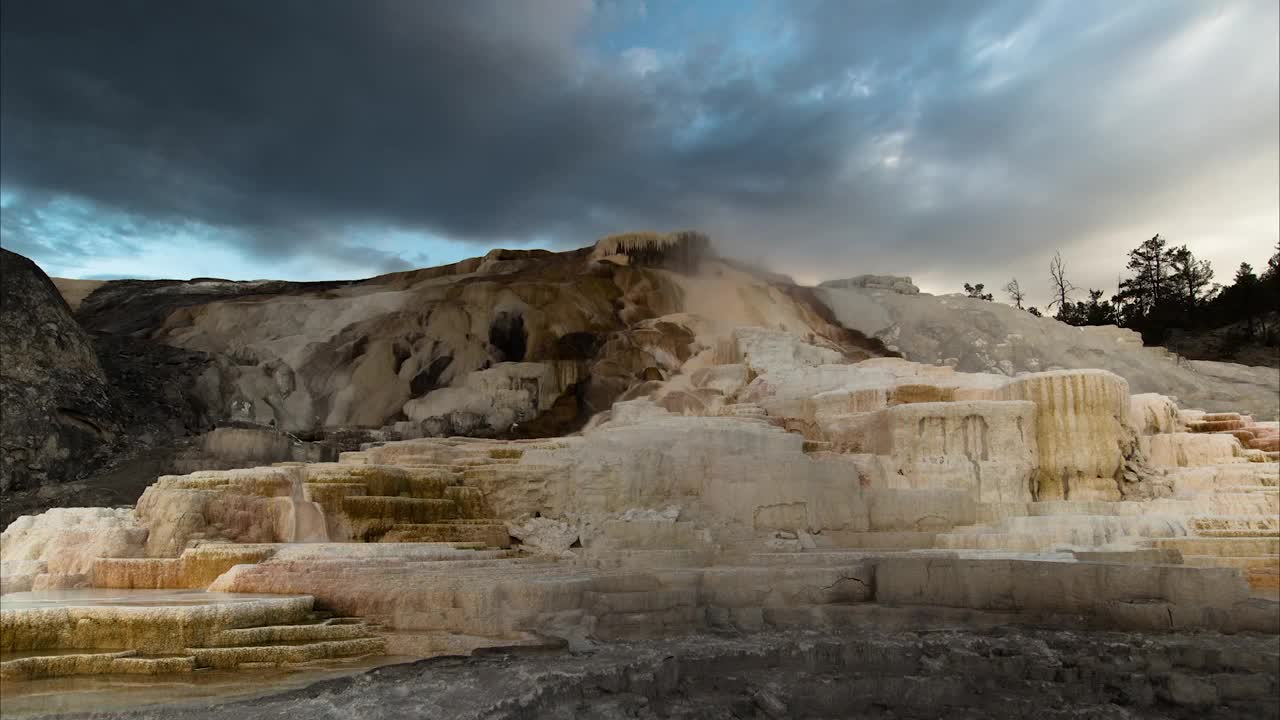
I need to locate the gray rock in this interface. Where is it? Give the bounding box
[507,516,579,554]
[64,628,1280,720]
[0,249,116,494]
[820,274,920,295]
[1159,671,1219,707]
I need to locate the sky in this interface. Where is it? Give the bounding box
[1,0,1276,307]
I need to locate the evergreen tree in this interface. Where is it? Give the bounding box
[1113,234,1188,341]
[1115,234,1172,323]
[963,282,994,301]
[1168,244,1215,312]
[1226,263,1261,339]
[1056,301,1083,325]
[1264,242,1280,335]
[1236,262,1258,283]
[1056,289,1118,327]
[1089,235,1278,355]
[1082,289,1118,326]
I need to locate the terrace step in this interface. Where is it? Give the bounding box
[1180,555,1280,572]
[342,496,460,522]
[188,637,387,670]
[933,532,1048,552]
[1189,516,1280,537]
[582,589,697,614]
[0,651,196,680]
[719,403,769,418]
[750,551,881,566]
[1190,419,1247,433]
[207,620,373,647]
[1147,537,1280,557]
[819,531,938,550]
[1199,413,1248,423]
[583,549,709,569]
[381,522,511,547]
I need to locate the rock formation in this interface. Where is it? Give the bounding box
[2,234,889,522]
[66,233,878,438]
[817,277,1279,420]
[0,250,344,525]
[0,249,117,494]
[1,233,1277,712]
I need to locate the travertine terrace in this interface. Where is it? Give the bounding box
[2,233,1277,715]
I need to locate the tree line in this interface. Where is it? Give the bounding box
[964,236,1280,346]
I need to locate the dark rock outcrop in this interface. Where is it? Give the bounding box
[0,248,117,493]
[0,249,350,525]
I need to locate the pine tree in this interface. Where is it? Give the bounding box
[1168,245,1214,312]
[1055,289,1117,327]
[1237,262,1258,282]
[1114,234,1175,338]
[1231,263,1261,339]
[1082,289,1118,326]
[1115,234,1170,319]
[963,283,994,301]
[1264,242,1280,338]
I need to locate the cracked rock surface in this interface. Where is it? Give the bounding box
[0,248,117,496]
[47,628,1280,720]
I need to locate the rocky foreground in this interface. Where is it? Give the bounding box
[31,628,1280,720]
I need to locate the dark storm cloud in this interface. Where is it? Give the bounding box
[0,0,635,241]
[1,0,1276,297]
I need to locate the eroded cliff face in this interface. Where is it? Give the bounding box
[66,233,883,440]
[0,251,319,525]
[0,249,116,493]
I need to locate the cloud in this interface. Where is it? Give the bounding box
[622,47,661,76]
[1,0,1276,304]
[0,190,428,279]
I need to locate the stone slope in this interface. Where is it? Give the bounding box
[64,233,884,438]
[817,276,1279,420]
[0,248,117,494]
[5,234,887,519]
